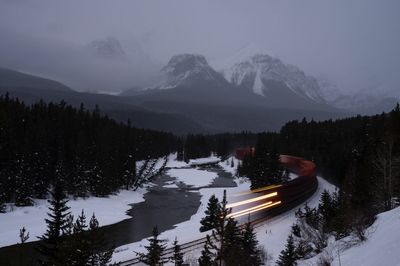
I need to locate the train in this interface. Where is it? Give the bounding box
[228,154,318,220]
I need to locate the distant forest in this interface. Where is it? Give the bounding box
[1,93,399,221]
[0,94,178,208]
[185,104,400,224]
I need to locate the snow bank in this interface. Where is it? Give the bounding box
[167,168,218,187]
[0,188,147,247]
[218,156,240,176]
[300,206,400,266]
[189,156,221,166]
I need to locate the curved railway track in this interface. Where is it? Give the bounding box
[118,155,318,265]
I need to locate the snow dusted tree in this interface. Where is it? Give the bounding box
[240,222,263,266]
[37,183,71,265]
[59,211,114,265]
[200,194,221,232]
[276,234,297,266]
[198,238,217,266]
[14,155,34,206]
[122,154,137,190]
[199,190,234,266]
[137,226,168,266]
[170,237,184,266]
[86,213,114,265]
[133,156,168,190]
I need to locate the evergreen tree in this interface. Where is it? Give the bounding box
[221,218,242,266]
[198,238,217,266]
[170,237,184,266]
[200,190,234,266]
[87,213,114,266]
[240,222,263,266]
[200,195,221,232]
[37,184,71,265]
[137,227,167,266]
[14,155,34,206]
[276,235,297,266]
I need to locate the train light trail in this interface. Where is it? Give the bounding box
[226,192,278,208]
[229,201,282,219]
[227,201,273,218]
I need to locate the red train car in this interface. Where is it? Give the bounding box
[235,147,255,160]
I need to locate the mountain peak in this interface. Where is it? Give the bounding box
[222,52,325,103]
[160,54,224,89]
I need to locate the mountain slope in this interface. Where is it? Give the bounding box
[222,54,326,105]
[121,54,347,132]
[0,68,73,91]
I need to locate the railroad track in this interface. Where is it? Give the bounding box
[117,155,318,265]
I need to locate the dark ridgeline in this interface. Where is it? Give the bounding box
[0,93,178,208]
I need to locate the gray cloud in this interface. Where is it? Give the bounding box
[0,0,399,93]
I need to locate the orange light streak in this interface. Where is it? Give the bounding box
[230,201,282,218]
[226,192,278,208]
[227,201,273,218]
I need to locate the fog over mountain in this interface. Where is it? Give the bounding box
[0,0,399,110]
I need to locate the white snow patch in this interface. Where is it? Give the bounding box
[253,67,265,96]
[189,156,220,166]
[167,168,218,188]
[218,156,240,176]
[300,206,400,266]
[0,189,147,248]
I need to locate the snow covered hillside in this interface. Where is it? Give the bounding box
[300,206,400,266]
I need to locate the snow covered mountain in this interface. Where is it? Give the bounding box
[221,53,326,104]
[158,54,228,89]
[120,53,345,133]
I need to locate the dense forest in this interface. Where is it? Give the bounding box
[182,104,400,224]
[0,94,178,209]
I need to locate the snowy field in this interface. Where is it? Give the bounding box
[0,153,184,248]
[0,188,147,247]
[166,168,218,187]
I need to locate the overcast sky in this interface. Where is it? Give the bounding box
[0,0,399,93]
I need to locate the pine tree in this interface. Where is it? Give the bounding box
[198,238,217,266]
[240,222,263,266]
[137,226,168,266]
[221,218,242,266]
[276,234,297,266]
[170,237,184,266]
[14,155,34,206]
[200,190,233,266]
[87,213,114,265]
[200,195,221,232]
[37,184,71,265]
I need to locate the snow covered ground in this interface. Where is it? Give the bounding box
[189,156,221,166]
[111,170,250,264]
[254,177,335,265]
[0,153,184,248]
[0,188,147,247]
[300,206,400,266]
[111,157,336,265]
[166,168,218,187]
